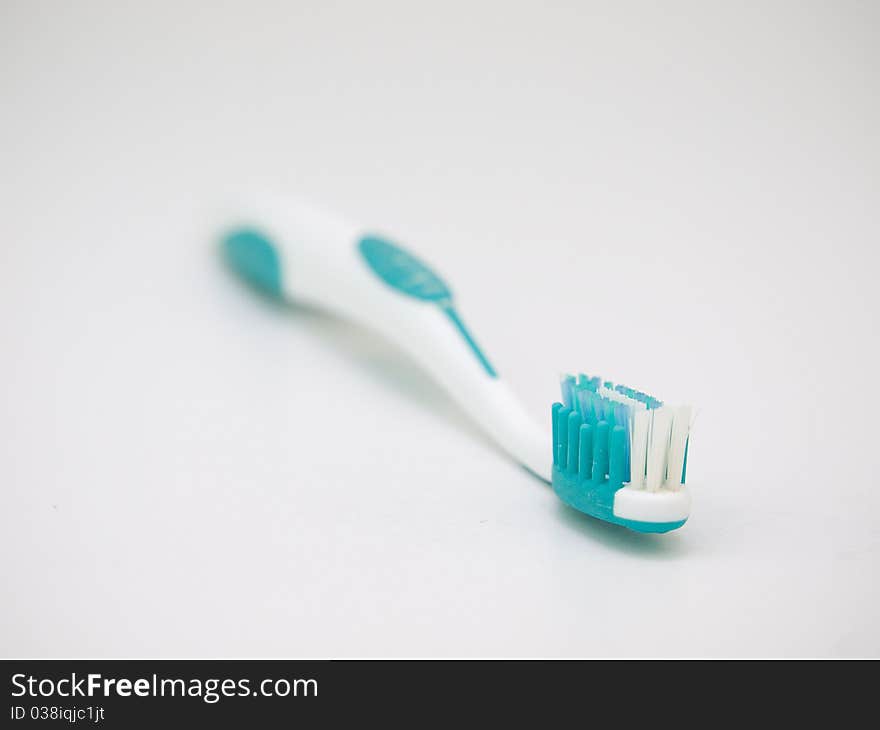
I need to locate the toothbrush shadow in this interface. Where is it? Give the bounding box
[297,305,487,445]
[554,502,691,557]
[227,262,494,451]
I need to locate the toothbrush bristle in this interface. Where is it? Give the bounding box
[554,373,692,491]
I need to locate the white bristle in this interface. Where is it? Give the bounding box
[599,386,645,411]
[646,406,673,492]
[630,409,650,489]
[598,387,622,404]
[665,406,692,489]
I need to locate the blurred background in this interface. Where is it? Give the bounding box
[1,1,878,656]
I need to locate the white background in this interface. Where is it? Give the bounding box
[2,1,878,657]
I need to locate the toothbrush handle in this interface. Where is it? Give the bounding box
[224,195,550,481]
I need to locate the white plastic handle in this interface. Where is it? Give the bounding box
[227,195,550,481]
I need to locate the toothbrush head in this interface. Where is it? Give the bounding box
[552,374,692,533]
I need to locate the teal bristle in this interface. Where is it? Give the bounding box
[566,411,582,473]
[577,373,601,391]
[607,402,619,429]
[555,406,571,467]
[551,402,562,466]
[577,389,592,423]
[578,424,593,481]
[561,375,576,409]
[608,426,627,490]
[577,390,588,422]
[593,421,609,483]
[613,402,632,483]
[589,393,601,422]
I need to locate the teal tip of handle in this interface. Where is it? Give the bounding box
[222,228,283,298]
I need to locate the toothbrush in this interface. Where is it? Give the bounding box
[221,195,693,533]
